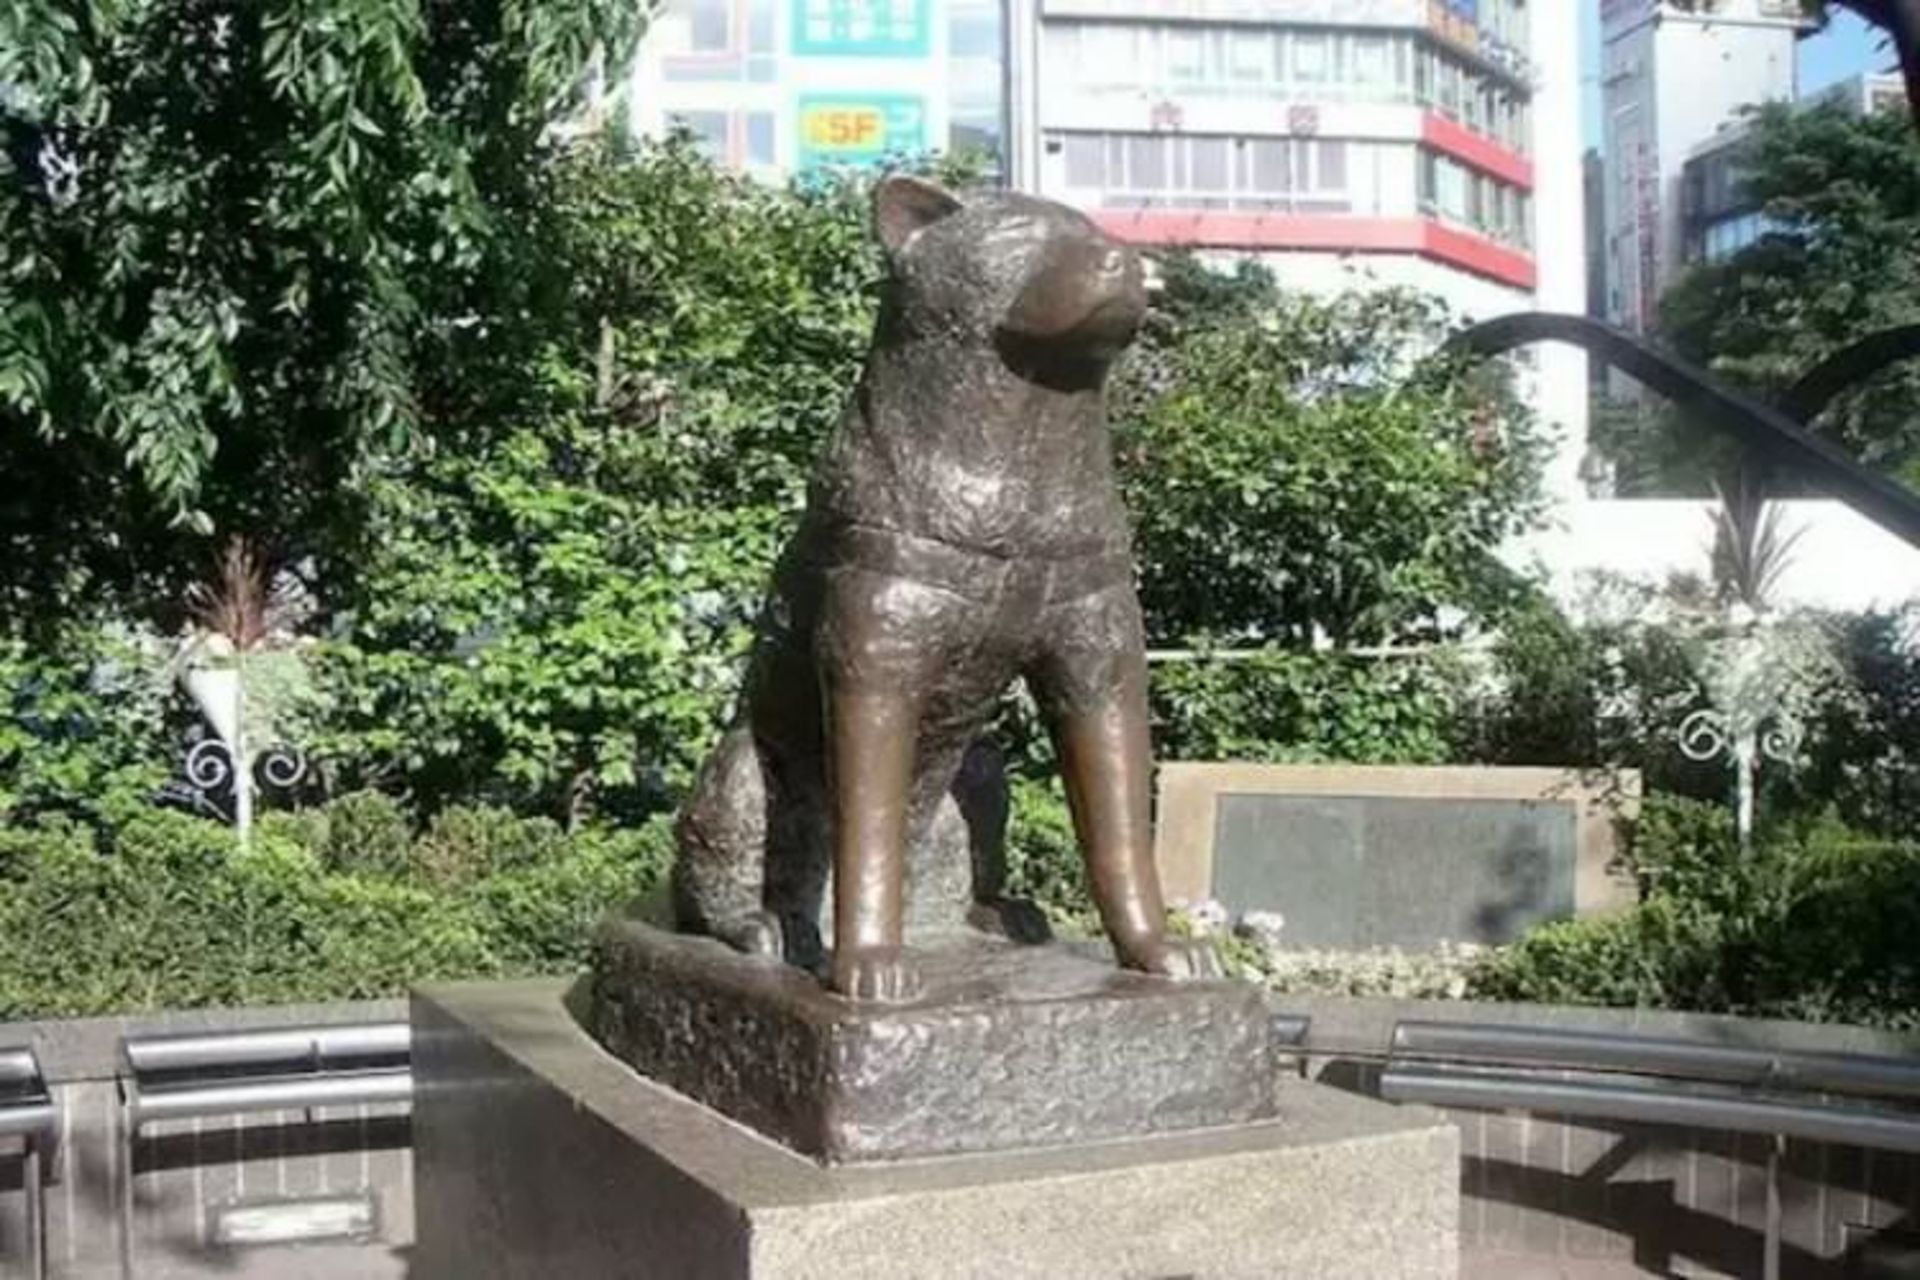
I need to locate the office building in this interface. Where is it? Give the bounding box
[1598,0,1813,332]
[625,0,1588,497]
[626,0,1006,177]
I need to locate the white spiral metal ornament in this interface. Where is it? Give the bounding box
[1759,718,1804,766]
[1677,708,1730,763]
[184,739,237,793]
[255,744,310,791]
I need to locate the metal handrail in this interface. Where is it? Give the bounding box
[126,1068,412,1127]
[0,1046,54,1280]
[1382,1062,1920,1154]
[1389,1019,1920,1101]
[1376,1018,1920,1280]
[121,1023,409,1077]
[0,1047,41,1085]
[117,1022,413,1280]
[1271,1014,1309,1047]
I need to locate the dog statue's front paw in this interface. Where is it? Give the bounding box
[1114,933,1224,982]
[828,945,924,1003]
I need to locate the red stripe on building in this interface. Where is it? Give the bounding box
[1091,211,1537,290]
[1421,114,1535,189]
[1420,220,1537,290]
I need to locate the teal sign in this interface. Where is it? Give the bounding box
[792,0,931,56]
[796,94,925,169]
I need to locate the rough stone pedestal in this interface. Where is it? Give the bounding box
[412,979,1461,1280]
[582,920,1276,1162]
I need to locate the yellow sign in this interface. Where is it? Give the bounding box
[803,106,885,153]
[796,95,923,168]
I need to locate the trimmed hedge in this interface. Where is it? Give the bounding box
[0,794,670,1019]
[1467,797,1920,1030]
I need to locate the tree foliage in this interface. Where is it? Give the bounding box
[0,0,652,616]
[1114,257,1546,647]
[308,160,1547,821]
[313,142,885,819]
[1658,102,1920,485]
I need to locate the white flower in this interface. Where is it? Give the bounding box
[1185,898,1230,937]
[1235,909,1287,949]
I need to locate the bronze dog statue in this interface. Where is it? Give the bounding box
[672,175,1219,1001]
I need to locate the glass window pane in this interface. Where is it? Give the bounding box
[688,0,730,52]
[1127,135,1170,189]
[1353,36,1389,90]
[748,0,776,53]
[1315,140,1347,191]
[1190,136,1229,190]
[746,112,775,165]
[1292,32,1326,82]
[1229,31,1268,81]
[1249,139,1292,192]
[1167,30,1204,81]
[949,3,998,58]
[671,110,728,160]
[1065,134,1105,187]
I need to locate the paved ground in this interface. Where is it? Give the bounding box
[60,1241,408,1280]
[1463,1250,1694,1279]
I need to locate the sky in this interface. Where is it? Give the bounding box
[1581,2,1892,148]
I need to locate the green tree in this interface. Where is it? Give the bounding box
[1114,257,1547,648]
[1658,102,1920,484]
[0,0,652,618]
[314,143,889,820]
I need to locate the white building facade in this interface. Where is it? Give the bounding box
[626,0,1007,177]
[1598,0,1811,333]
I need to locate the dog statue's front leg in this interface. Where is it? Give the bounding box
[824,680,923,1001]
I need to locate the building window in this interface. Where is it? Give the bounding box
[1228,30,1269,83]
[1127,135,1171,190]
[1166,29,1205,83]
[1292,31,1328,83]
[1316,139,1347,190]
[688,0,731,52]
[745,112,776,166]
[1246,138,1293,193]
[948,1,997,57]
[669,109,729,160]
[1352,36,1390,92]
[1065,134,1105,187]
[1190,136,1230,191]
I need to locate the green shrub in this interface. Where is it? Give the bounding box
[261,790,415,877]
[1471,796,1920,1028]
[0,629,177,825]
[1002,778,1093,929]
[472,823,673,969]
[411,805,569,887]
[0,805,672,1020]
[1150,651,1457,766]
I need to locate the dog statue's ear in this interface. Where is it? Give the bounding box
[874,175,964,257]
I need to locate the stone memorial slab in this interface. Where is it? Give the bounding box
[582,918,1275,1164]
[1155,764,1639,948]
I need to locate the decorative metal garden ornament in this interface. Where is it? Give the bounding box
[168,540,314,843]
[1676,606,1810,850]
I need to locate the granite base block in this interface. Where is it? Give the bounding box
[412,979,1461,1280]
[583,920,1276,1162]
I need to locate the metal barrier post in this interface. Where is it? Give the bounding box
[1764,1134,1784,1280]
[25,1141,45,1280]
[118,1089,135,1280]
